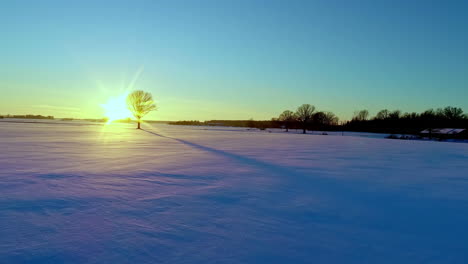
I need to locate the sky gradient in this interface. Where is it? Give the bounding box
[1,0,467,121]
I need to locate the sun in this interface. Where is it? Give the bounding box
[100,92,133,123]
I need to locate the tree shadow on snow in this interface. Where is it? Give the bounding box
[141,129,301,179]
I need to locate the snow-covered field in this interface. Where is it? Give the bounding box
[1,121,468,263]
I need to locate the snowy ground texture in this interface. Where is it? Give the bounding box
[1,120,468,264]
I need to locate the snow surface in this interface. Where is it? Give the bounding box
[1,121,468,263]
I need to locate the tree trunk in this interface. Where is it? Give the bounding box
[137,120,141,129]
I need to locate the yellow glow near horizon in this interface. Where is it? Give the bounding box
[100,92,133,123]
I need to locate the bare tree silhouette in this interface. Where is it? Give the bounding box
[296,104,315,134]
[324,111,339,126]
[126,90,157,129]
[352,109,369,121]
[278,110,296,132]
[388,110,401,120]
[443,106,464,120]
[375,109,390,120]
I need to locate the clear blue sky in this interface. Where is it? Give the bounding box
[1,0,467,120]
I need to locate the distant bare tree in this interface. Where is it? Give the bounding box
[324,111,339,126]
[312,111,327,126]
[126,90,157,129]
[375,109,390,120]
[313,111,339,127]
[443,106,464,120]
[388,110,401,120]
[352,110,369,121]
[403,112,418,119]
[278,110,296,132]
[295,104,315,134]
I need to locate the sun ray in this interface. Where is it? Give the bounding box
[128,66,144,91]
[97,68,145,124]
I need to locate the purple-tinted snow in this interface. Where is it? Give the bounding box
[1,121,468,263]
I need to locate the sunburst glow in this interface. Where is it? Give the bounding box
[100,92,133,123]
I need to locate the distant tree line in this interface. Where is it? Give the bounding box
[170,104,340,133]
[170,105,468,138]
[168,119,276,130]
[344,106,468,134]
[0,115,115,123]
[275,104,339,133]
[1,114,54,119]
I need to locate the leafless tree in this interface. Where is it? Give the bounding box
[295,104,315,134]
[375,109,390,120]
[388,110,401,120]
[126,90,157,129]
[324,111,339,126]
[352,109,369,121]
[278,110,296,132]
[312,111,327,125]
[443,106,464,120]
[313,111,339,127]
